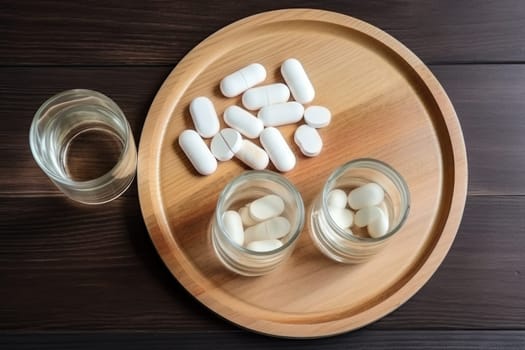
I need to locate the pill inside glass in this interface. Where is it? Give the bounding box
[211,170,304,276]
[310,159,410,263]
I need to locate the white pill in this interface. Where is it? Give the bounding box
[378,201,390,226]
[234,139,269,170]
[220,63,267,98]
[248,194,285,221]
[239,206,257,227]
[242,83,290,110]
[178,129,217,175]
[210,128,242,161]
[257,102,304,127]
[304,106,331,128]
[368,209,389,238]
[354,206,384,228]
[348,183,385,210]
[246,239,284,252]
[294,124,323,157]
[223,210,244,246]
[244,216,291,243]
[223,105,264,139]
[327,189,347,209]
[189,97,220,138]
[328,207,353,229]
[259,127,296,172]
[281,58,315,104]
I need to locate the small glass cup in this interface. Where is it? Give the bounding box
[309,159,410,263]
[29,89,137,204]
[211,170,305,276]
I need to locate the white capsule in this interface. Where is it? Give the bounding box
[354,206,384,228]
[223,105,264,139]
[304,106,331,128]
[189,97,220,138]
[368,208,389,238]
[178,129,217,175]
[246,239,283,252]
[244,216,290,243]
[328,207,353,229]
[223,210,244,246]
[234,139,269,170]
[281,58,315,104]
[348,183,385,210]
[248,194,285,221]
[220,63,267,98]
[257,102,304,127]
[210,128,242,161]
[259,127,296,172]
[239,206,257,227]
[327,189,347,209]
[294,124,323,157]
[242,83,290,110]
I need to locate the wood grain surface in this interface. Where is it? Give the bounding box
[1,331,525,349]
[1,0,525,65]
[1,0,524,348]
[137,9,467,337]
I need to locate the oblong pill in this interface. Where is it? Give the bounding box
[246,239,283,252]
[248,194,285,221]
[242,83,290,110]
[354,206,383,228]
[348,183,385,210]
[327,189,347,209]
[189,97,220,138]
[223,210,244,246]
[257,101,304,127]
[304,106,331,128]
[244,216,290,243]
[178,129,217,175]
[239,206,257,227]
[210,128,242,161]
[281,58,315,104]
[220,63,267,98]
[368,208,389,238]
[223,105,264,139]
[328,207,354,229]
[259,127,296,172]
[294,124,323,157]
[234,139,269,170]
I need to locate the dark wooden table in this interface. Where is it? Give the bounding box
[2,1,525,348]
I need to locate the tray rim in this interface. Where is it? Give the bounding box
[137,8,468,338]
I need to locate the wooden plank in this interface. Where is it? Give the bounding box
[373,195,525,329]
[0,195,523,331]
[430,65,525,195]
[1,331,524,349]
[1,65,524,196]
[1,1,525,65]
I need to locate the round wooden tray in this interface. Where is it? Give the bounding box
[138,9,468,338]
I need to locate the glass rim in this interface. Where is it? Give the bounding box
[321,158,411,243]
[29,89,135,188]
[215,170,305,256]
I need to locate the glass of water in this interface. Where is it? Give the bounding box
[29,89,137,204]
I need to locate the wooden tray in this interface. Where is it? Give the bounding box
[137,9,468,338]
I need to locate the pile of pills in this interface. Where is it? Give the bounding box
[223,194,291,252]
[327,183,390,238]
[179,59,332,175]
